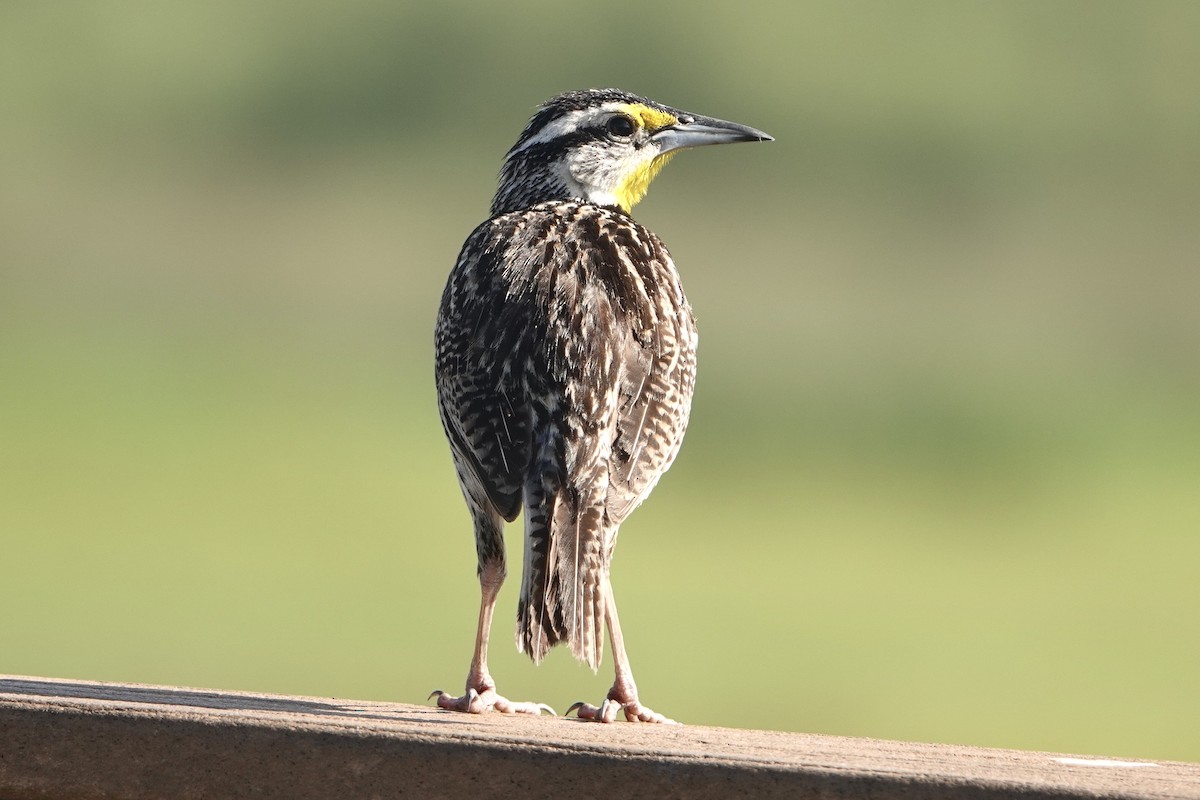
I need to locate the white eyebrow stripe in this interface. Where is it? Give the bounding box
[507,103,630,156]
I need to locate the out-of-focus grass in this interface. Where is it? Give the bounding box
[2,0,1199,763]
[3,316,1197,761]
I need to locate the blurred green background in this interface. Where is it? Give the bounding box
[2,0,1197,762]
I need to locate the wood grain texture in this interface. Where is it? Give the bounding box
[2,675,1196,800]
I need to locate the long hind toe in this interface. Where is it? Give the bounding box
[567,697,676,724]
[430,687,555,716]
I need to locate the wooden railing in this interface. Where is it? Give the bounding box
[1,675,1195,799]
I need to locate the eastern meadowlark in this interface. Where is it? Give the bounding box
[432,88,771,723]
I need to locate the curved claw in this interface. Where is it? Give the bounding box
[566,700,608,721]
[565,701,586,717]
[537,703,558,716]
[429,687,484,713]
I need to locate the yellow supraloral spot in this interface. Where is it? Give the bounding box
[624,103,678,133]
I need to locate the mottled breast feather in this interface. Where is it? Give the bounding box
[434,199,697,537]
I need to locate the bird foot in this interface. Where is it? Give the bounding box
[566,695,677,724]
[429,687,555,716]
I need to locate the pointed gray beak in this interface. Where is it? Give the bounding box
[650,112,774,155]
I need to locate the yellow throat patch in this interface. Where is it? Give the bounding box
[613,103,679,213]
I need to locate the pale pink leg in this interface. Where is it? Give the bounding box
[430,562,555,716]
[568,575,676,724]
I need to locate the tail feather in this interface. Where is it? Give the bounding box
[516,476,563,663]
[558,490,606,669]
[517,483,609,670]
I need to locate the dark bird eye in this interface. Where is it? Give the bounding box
[606,115,636,138]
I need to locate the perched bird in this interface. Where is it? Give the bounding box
[432,88,771,723]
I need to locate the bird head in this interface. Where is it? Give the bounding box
[491,88,772,217]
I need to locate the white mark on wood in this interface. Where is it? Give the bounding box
[1054,758,1160,768]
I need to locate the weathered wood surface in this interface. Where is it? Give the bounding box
[1,675,1196,799]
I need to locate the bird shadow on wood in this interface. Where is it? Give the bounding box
[0,677,436,725]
